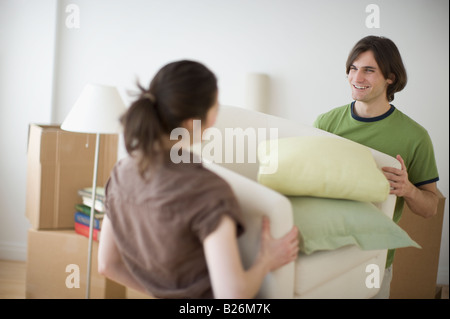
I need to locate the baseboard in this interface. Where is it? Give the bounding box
[0,241,27,261]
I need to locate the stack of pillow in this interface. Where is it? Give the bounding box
[257,136,420,255]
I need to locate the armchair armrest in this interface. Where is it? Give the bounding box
[203,160,295,298]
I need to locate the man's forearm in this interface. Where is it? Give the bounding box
[403,185,439,218]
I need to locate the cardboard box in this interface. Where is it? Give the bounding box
[390,189,446,299]
[25,124,118,229]
[26,229,126,299]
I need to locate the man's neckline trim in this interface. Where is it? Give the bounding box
[350,101,396,122]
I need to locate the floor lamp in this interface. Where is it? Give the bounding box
[61,83,126,299]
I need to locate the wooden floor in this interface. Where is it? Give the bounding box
[1,259,448,299]
[0,259,151,299]
[0,260,26,299]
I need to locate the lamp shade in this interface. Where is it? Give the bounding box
[61,83,127,134]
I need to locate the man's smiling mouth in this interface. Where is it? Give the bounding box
[353,84,369,89]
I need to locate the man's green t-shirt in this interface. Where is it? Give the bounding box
[314,102,439,268]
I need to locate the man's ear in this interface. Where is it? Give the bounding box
[387,73,395,85]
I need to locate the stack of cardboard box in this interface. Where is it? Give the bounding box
[25,124,125,299]
[390,190,446,299]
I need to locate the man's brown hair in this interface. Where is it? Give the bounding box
[346,36,407,102]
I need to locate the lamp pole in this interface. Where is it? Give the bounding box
[60,84,126,298]
[86,133,100,299]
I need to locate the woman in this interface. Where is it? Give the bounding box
[98,60,299,299]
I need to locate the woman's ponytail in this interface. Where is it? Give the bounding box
[120,86,165,176]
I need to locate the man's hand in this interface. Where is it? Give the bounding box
[382,155,414,197]
[382,154,438,218]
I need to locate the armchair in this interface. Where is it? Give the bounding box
[199,105,402,298]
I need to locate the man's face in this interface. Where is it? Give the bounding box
[347,50,393,105]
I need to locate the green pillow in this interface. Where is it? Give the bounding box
[289,196,420,255]
[257,136,390,202]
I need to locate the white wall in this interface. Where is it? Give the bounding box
[0,0,57,259]
[1,0,448,285]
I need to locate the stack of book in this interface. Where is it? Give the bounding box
[74,187,105,241]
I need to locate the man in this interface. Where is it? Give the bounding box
[314,35,439,298]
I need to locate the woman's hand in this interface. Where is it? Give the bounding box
[204,215,299,298]
[257,216,299,272]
